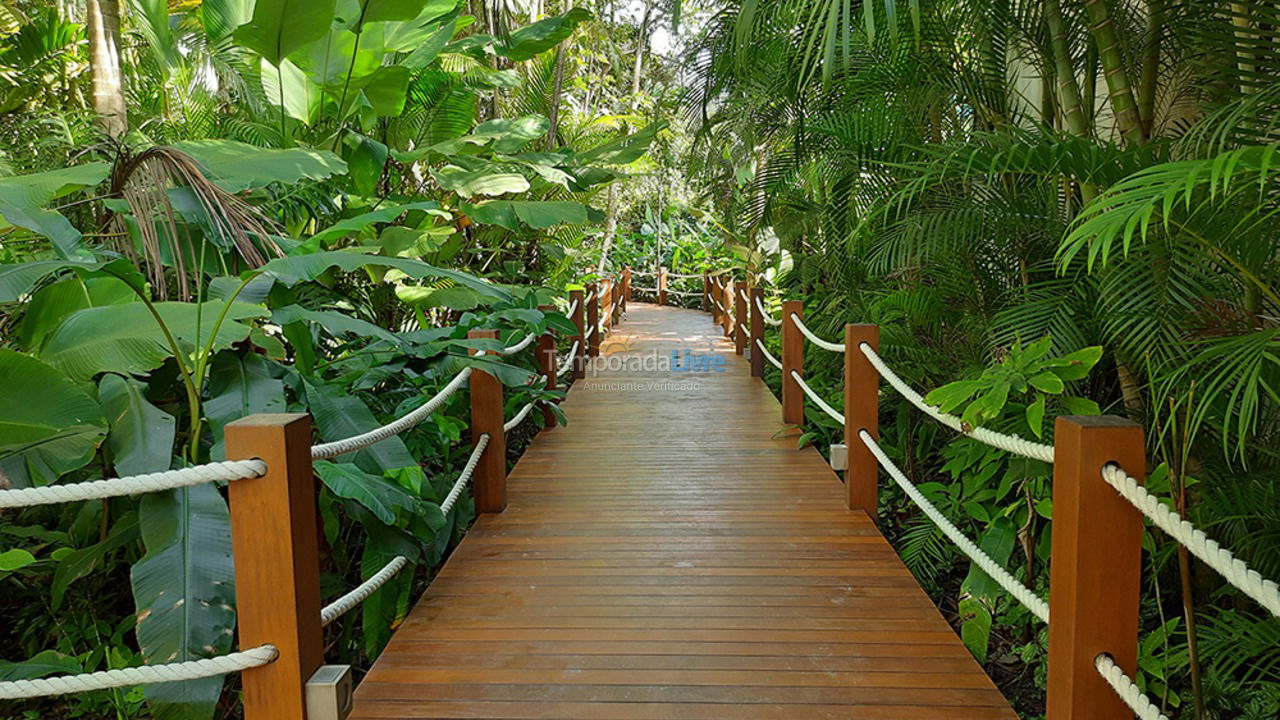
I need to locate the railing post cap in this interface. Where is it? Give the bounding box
[226,413,310,430]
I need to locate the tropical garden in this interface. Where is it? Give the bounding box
[0,0,1277,718]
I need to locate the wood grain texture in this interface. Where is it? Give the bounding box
[781,300,804,428]
[469,329,506,513]
[844,324,879,516]
[1047,416,1145,720]
[351,304,1016,720]
[224,414,322,720]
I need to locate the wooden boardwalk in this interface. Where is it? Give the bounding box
[350,303,1017,720]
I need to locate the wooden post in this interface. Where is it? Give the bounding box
[623,267,632,310]
[734,280,747,355]
[537,305,557,427]
[708,277,719,323]
[586,282,601,358]
[658,266,668,306]
[1047,416,1145,720]
[781,300,804,427]
[750,287,765,378]
[613,275,623,324]
[225,414,323,720]
[600,279,611,330]
[570,288,585,380]
[844,325,880,517]
[469,329,507,513]
[722,280,734,337]
[702,273,710,312]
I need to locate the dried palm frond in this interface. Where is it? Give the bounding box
[107,146,282,299]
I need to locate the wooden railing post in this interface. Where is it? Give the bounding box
[702,273,710,312]
[570,288,585,380]
[843,325,880,516]
[623,267,632,306]
[613,275,623,324]
[781,300,804,427]
[225,414,323,720]
[749,287,765,378]
[600,278,611,330]
[537,305,558,427]
[724,279,735,338]
[734,280,747,355]
[658,266,668,306]
[1047,416,1145,720]
[587,282,601,358]
[469,329,507,513]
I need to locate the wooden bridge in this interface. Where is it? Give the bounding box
[349,302,1018,719]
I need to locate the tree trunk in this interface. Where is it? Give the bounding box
[86,0,128,137]
[1138,0,1164,137]
[1044,0,1089,138]
[546,0,568,150]
[1082,0,1147,146]
[599,184,619,274]
[630,1,653,106]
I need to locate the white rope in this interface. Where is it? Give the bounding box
[790,313,846,353]
[630,269,655,277]
[585,291,596,304]
[439,434,489,515]
[739,288,750,304]
[859,344,1056,463]
[1102,465,1280,617]
[312,367,472,459]
[667,288,701,297]
[565,299,579,317]
[321,557,409,626]
[755,296,782,326]
[0,645,278,700]
[667,271,703,280]
[558,340,580,375]
[632,285,659,293]
[790,371,845,424]
[502,331,536,355]
[755,339,782,370]
[1094,654,1170,720]
[860,430,1051,623]
[503,402,537,433]
[0,460,267,509]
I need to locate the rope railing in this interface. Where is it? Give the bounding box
[0,460,267,509]
[558,341,580,376]
[667,271,703,280]
[790,370,845,425]
[501,331,536,355]
[503,402,537,433]
[667,288,701,297]
[755,296,782,326]
[1103,464,1280,617]
[439,433,490,515]
[320,557,409,627]
[0,645,279,700]
[859,430,1051,623]
[312,367,473,460]
[859,343,1056,463]
[790,313,846,353]
[1095,654,1170,720]
[755,339,782,370]
[565,299,579,317]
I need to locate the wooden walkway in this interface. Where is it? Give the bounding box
[351,303,1017,720]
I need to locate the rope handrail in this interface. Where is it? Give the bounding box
[1095,654,1170,720]
[859,344,1056,463]
[585,290,596,303]
[565,299,579,317]
[501,331,536,355]
[630,269,655,277]
[667,288,701,297]
[558,341,580,375]
[860,430,1051,623]
[439,434,489,515]
[632,284,659,293]
[790,313,846,353]
[790,370,845,425]
[0,461,268,509]
[503,402,537,433]
[667,271,703,280]
[738,288,750,304]
[1103,465,1280,617]
[0,645,278,700]
[312,367,473,460]
[755,339,782,370]
[321,557,409,626]
[755,296,782,327]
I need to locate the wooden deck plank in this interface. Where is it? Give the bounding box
[350,303,1016,719]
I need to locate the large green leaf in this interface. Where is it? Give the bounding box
[234,0,337,65]
[0,650,83,681]
[383,0,457,51]
[363,66,412,116]
[0,350,106,487]
[40,301,268,381]
[255,251,510,301]
[576,121,667,165]
[463,200,590,230]
[0,259,111,303]
[314,461,423,525]
[305,383,418,472]
[432,166,530,197]
[0,164,111,257]
[172,140,347,193]
[302,200,442,247]
[272,305,404,345]
[99,374,175,477]
[204,353,286,459]
[496,7,592,61]
[201,0,254,42]
[472,115,550,153]
[17,274,135,352]
[961,516,1018,601]
[52,511,140,610]
[131,484,236,720]
[261,57,320,125]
